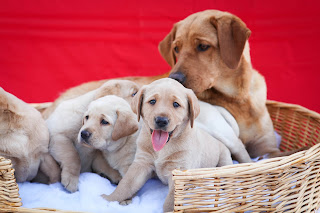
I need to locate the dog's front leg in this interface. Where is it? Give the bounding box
[163,174,175,212]
[92,151,121,184]
[39,152,61,183]
[102,162,153,203]
[49,134,81,192]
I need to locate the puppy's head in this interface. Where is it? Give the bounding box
[94,80,140,103]
[131,78,200,152]
[159,10,251,94]
[78,95,139,151]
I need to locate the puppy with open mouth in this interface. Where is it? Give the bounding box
[102,78,233,212]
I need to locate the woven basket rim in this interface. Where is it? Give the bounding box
[266,100,320,120]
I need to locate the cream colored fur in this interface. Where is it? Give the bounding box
[46,80,139,192]
[78,95,140,177]
[102,78,233,212]
[0,87,60,183]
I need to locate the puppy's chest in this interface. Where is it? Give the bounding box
[153,150,189,183]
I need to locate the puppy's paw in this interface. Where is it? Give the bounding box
[101,194,112,201]
[99,171,122,185]
[61,172,79,193]
[119,199,132,205]
[108,172,122,185]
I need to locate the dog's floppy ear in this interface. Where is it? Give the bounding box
[158,25,177,67]
[112,109,139,141]
[186,89,200,128]
[94,82,120,100]
[0,87,17,114]
[211,15,251,69]
[130,86,146,122]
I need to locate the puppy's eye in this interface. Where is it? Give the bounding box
[131,91,137,97]
[173,102,180,108]
[101,119,109,125]
[174,46,179,53]
[197,44,210,52]
[85,115,89,120]
[149,99,156,105]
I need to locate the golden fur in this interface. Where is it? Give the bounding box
[41,9,299,158]
[102,78,233,212]
[0,87,60,183]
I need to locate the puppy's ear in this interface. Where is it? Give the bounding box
[112,110,139,141]
[211,15,251,69]
[94,81,120,100]
[130,87,146,122]
[0,87,8,110]
[158,25,177,67]
[0,87,17,114]
[186,89,200,128]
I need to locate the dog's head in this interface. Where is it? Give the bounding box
[159,10,251,94]
[131,78,200,152]
[94,80,140,103]
[78,95,139,151]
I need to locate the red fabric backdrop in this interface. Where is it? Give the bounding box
[1,0,320,113]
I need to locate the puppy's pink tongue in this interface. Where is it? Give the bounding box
[151,130,169,152]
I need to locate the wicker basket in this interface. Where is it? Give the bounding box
[1,100,319,212]
[0,157,22,208]
[173,100,320,212]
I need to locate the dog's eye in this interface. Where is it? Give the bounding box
[174,46,179,53]
[197,44,210,52]
[131,91,137,97]
[101,119,109,125]
[149,99,156,105]
[173,102,180,108]
[85,115,89,120]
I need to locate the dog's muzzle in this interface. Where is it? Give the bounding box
[80,130,91,143]
[169,71,186,85]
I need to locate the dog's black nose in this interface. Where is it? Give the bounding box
[155,116,169,128]
[169,71,186,85]
[81,130,92,141]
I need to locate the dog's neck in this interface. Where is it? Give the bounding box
[198,57,267,124]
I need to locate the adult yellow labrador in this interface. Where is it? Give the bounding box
[42,9,301,158]
[102,78,233,212]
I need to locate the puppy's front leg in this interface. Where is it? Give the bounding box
[92,151,121,184]
[50,134,81,192]
[102,162,153,203]
[163,175,175,212]
[39,152,61,183]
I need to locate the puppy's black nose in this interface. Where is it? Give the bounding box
[81,130,92,141]
[155,116,169,128]
[169,71,186,85]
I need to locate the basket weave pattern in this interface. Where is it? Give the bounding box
[173,101,320,212]
[0,157,22,207]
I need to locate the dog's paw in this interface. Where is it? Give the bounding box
[61,172,79,193]
[100,171,122,185]
[119,199,132,205]
[101,194,112,201]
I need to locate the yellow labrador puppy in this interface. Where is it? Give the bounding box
[78,95,139,177]
[102,78,233,212]
[46,80,139,192]
[0,87,60,183]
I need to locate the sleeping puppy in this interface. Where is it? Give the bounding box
[102,78,233,212]
[46,80,139,192]
[78,95,139,177]
[195,101,251,163]
[0,87,60,183]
